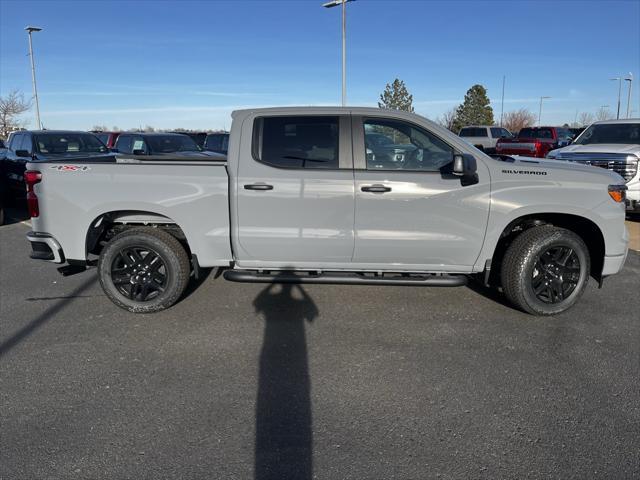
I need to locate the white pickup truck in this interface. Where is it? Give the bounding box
[25,107,629,315]
[547,119,640,212]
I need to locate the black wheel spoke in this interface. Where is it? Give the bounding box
[112,274,131,286]
[532,244,581,304]
[110,245,168,304]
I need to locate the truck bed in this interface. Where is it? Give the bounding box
[28,157,233,267]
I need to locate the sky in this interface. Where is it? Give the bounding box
[1,0,639,131]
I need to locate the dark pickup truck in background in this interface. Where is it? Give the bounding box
[113,132,224,159]
[496,126,574,158]
[1,130,111,198]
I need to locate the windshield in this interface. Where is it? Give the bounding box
[518,128,553,139]
[35,133,108,154]
[574,123,640,145]
[146,135,200,153]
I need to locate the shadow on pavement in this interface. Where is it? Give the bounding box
[0,277,97,358]
[1,204,29,226]
[253,280,318,480]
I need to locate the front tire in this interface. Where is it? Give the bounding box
[501,226,590,315]
[98,227,190,313]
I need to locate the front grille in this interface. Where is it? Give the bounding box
[556,152,639,182]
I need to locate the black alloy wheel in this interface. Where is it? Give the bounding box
[111,246,168,302]
[531,246,581,304]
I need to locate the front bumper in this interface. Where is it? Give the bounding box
[26,231,65,263]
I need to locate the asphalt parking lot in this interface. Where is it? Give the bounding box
[1,209,639,480]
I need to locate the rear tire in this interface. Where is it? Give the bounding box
[98,227,190,313]
[501,226,590,315]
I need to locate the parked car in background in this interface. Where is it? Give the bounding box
[203,132,230,155]
[458,126,513,154]
[1,130,111,198]
[169,131,208,148]
[496,126,573,158]
[569,127,585,139]
[24,107,628,316]
[0,138,6,157]
[113,132,221,158]
[547,119,640,212]
[91,131,121,149]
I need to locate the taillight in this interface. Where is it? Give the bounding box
[24,170,42,218]
[534,141,543,157]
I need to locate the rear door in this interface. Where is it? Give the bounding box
[352,116,491,271]
[234,114,355,268]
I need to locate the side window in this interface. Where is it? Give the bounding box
[490,127,504,138]
[20,134,33,154]
[9,133,22,151]
[253,116,339,169]
[116,135,132,154]
[131,136,147,154]
[364,118,454,172]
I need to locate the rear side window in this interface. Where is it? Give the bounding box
[95,133,109,145]
[459,127,487,137]
[490,127,506,138]
[20,134,33,153]
[253,116,339,169]
[116,135,132,154]
[9,133,22,150]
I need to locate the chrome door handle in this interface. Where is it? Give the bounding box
[361,184,392,193]
[244,183,274,191]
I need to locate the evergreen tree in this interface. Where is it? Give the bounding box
[452,84,494,131]
[378,78,414,112]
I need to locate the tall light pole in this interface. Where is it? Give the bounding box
[538,96,551,125]
[25,26,43,129]
[624,73,633,119]
[500,75,505,127]
[610,77,622,119]
[323,0,354,106]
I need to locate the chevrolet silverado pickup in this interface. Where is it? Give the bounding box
[24,107,629,315]
[547,119,640,212]
[496,126,573,158]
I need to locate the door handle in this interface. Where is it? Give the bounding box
[244,183,274,191]
[361,184,392,193]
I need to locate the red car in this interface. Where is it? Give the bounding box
[496,127,573,158]
[91,131,121,149]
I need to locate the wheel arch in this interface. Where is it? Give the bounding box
[488,213,605,285]
[85,210,191,259]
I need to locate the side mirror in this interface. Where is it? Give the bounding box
[452,153,479,186]
[15,150,31,158]
[132,149,146,156]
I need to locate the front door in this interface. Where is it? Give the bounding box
[235,114,355,268]
[352,116,491,271]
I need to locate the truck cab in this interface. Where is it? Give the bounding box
[458,125,513,154]
[496,127,573,158]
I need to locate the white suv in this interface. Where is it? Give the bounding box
[458,125,513,154]
[547,119,640,212]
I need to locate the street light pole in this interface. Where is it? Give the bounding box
[25,26,43,130]
[624,73,633,119]
[538,96,550,125]
[610,77,622,120]
[500,75,505,127]
[323,0,353,106]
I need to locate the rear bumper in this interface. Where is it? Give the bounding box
[26,231,65,263]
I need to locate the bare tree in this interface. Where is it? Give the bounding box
[0,90,32,138]
[502,108,536,134]
[143,125,155,132]
[577,112,594,126]
[436,107,458,132]
[91,124,108,132]
[595,107,612,121]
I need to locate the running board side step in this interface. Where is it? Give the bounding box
[223,270,467,287]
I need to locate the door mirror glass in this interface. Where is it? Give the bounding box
[453,154,465,175]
